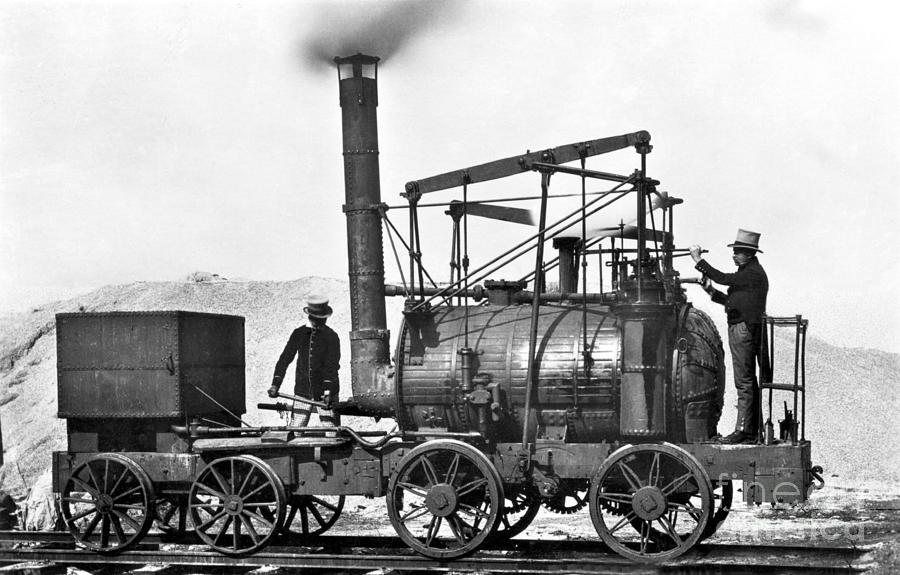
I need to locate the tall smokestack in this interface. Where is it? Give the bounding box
[335,53,394,415]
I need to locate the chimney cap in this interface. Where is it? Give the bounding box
[333,53,380,65]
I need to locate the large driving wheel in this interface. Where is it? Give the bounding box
[58,453,155,553]
[387,439,504,559]
[588,443,712,563]
[492,484,541,541]
[188,455,286,556]
[282,494,345,539]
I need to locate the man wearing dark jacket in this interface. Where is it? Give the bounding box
[268,296,341,426]
[690,229,768,444]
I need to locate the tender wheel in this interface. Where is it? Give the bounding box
[282,495,345,539]
[588,443,712,563]
[154,495,189,536]
[492,485,541,541]
[387,439,504,559]
[188,455,286,556]
[58,453,155,553]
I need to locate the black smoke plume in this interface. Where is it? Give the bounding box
[300,0,465,70]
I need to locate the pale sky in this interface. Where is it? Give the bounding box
[1,0,898,352]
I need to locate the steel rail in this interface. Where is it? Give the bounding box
[0,532,869,573]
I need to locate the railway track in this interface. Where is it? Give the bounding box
[0,531,872,574]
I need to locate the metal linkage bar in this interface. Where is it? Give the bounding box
[404,131,650,196]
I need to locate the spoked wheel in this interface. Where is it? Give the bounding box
[588,443,712,563]
[154,495,189,536]
[701,480,733,540]
[282,495,345,539]
[188,455,286,556]
[492,484,541,541]
[58,453,155,553]
[387,439,504,559]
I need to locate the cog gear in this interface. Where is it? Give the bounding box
[541,479,589,514]
[505,485,539,514]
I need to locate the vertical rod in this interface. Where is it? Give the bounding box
[579,156,589,402]
[521,171,551,449]
[463,183,470,346]
[409,200,417,300]
[793,314,801,445]
[801,320,807,441]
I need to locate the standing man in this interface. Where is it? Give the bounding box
[268,295,341,426]
[690,229,769,444]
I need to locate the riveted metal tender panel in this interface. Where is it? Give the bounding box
[56,311,245,418]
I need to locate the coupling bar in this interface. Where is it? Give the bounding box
[405,131,650,195]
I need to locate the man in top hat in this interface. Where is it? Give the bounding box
[690,229,769,444]
[268,295,341,426]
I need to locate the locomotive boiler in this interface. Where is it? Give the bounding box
[49,52,820,565]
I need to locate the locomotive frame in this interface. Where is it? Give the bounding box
[50,53,822,564]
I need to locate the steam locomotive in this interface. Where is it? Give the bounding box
[51,53,821,564]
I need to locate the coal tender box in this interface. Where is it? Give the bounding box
[56,311,245,452]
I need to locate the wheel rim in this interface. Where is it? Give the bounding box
[387,439,503,560]
[282,495,345,539]
[588,443,712,563]
[59,453,154,553]
[188,455,286,556]
[492,485,541,540]
[701,480,732,540]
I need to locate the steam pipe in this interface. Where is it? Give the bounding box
[335,53,394,416]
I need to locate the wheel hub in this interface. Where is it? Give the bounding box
[96,493,114,513]
[631,486,667,521]
[223,495,244,516]
[425,483,459,517]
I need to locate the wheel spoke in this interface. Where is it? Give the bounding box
[100,515,111,548]
[109,513,126,544]
[446,514,469,545]
[425,515,442,547]
[103,459,110,493]
[243,509,276,530]
[307,502,326,527]
[241,481,270,501]
[208,465,232,496]
[197,510,226,532]
[638,520,650,555]
[444,453,461,485]
[214,516,233,546]
[598,492,633,505]
[237,465,258,497]
[419,455,440,487]
[300,504,310,534]
[195,482,227,501]
[62,496,95,505]
[608,511,637,535]
[662,471,694,496]
[86,463,103,496]
[80,512,102,540]
[242,501,279,509]
[107,468,128,499]
[617,461,644,492]
[111,508,142,531]
[70,476,99,498]
[68,506,98,523]
[112,485,143,503]
[457,502,490,520]
[309,496,339,513]
[240,515,260,545]
[396,481,429,498]
[657,513,682,544]
[233,511,240,550]
[399,505,431,524]
[456,477,488,497]
[648,452,661,487]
